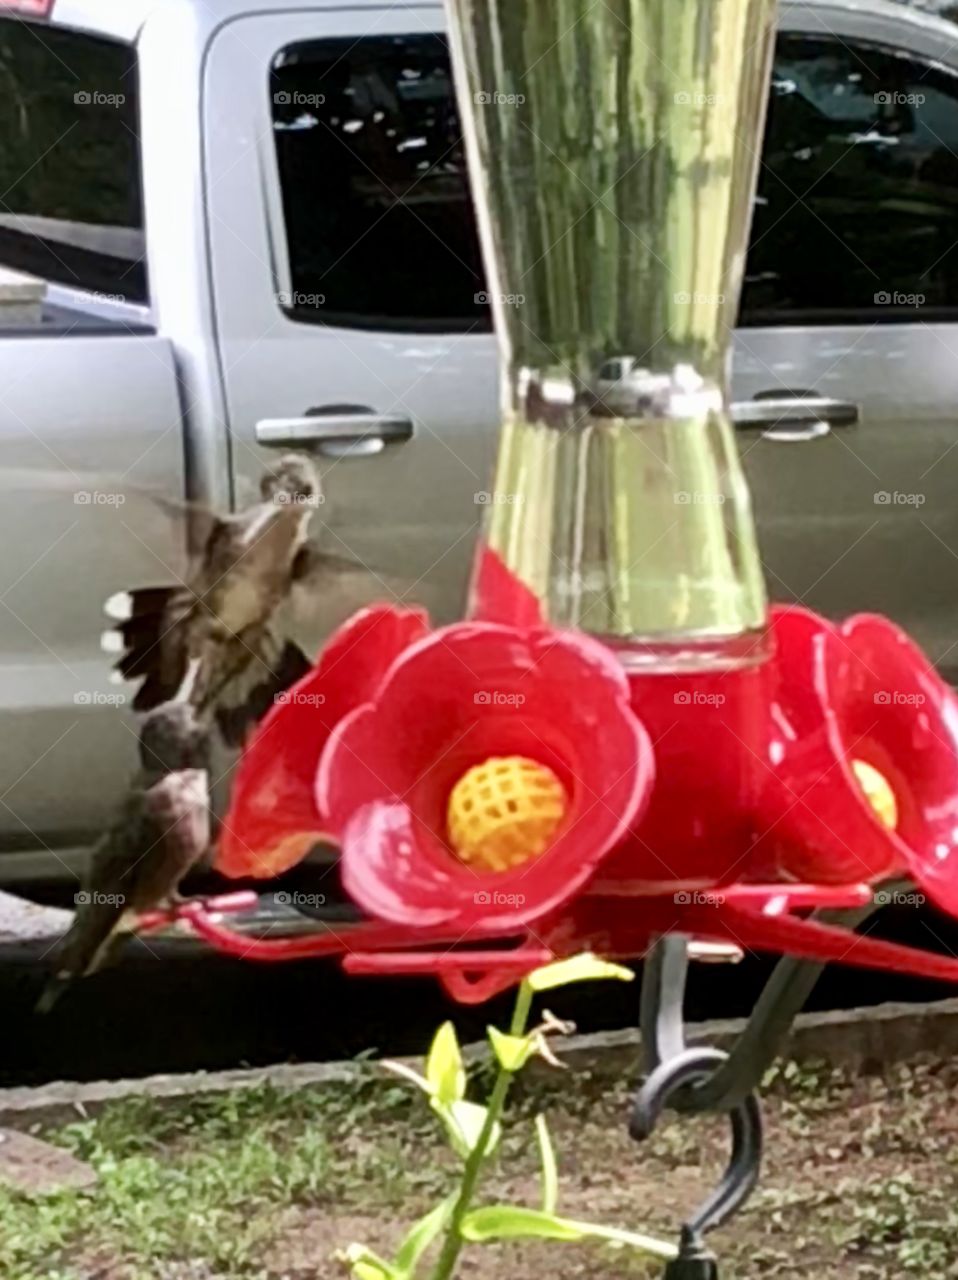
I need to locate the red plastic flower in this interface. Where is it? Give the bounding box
[755,607,958,906]
[317,622,655,933]
[216,605,427,878]
[218,604,655,942]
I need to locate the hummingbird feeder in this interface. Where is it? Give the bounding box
[157,0,958,1271]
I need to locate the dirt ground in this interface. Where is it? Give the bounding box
[5,1052,958,1279]
[266,1057,958,1280]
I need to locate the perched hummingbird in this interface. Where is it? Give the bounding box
[103,454,353,745]
[36,703,212,1013]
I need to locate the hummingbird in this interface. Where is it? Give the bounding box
[36,702,212,1013]
[102,454,355,745]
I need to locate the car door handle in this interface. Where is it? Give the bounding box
[255,410,414,458]
[732,396,860,441]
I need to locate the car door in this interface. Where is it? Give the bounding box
[202,3,499,651]
[0,17,188,861]
[733,0,958,681]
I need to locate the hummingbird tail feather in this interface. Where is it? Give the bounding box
[103,586,187,710]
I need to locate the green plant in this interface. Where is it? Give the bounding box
[338,953,677,1280]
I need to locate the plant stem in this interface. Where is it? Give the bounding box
[427,982,535,1280]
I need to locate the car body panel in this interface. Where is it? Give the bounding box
[0,334,187,845]
[2,0,958,880]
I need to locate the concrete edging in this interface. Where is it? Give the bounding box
[4,996,958,1128]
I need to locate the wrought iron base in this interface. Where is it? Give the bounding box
[630,894,884,1273]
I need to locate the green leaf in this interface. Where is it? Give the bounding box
[431,1098,500,1159]
[339,1244,400,1279]
[460,1207,676,1260]
[487,1025,535,1072]
[525,953,635,992]
[353,1266,394,1280]
[426,1022,466,1105]
[535,1114,558,1214]
[393,1195,457,1275]
[461,1206,584,1243]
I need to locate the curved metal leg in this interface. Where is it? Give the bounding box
[630,891,890,1275]
[640,932,691,1073]
[631,1041,763,1278]
[678,897,882,1112]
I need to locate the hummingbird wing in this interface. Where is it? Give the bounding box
[100,468,391,735]
[104,502,317,724]
[36,768,210,1013]
[208,544,400,746]
[211,628,313,747]
[103,512,240,711]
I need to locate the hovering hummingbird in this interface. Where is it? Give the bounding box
[36,702,212,1013]
[102,454,357,745]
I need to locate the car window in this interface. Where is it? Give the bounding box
[598,360,623,380]
[742,32,958,323]
[270,33,488,332]
[0,20,146,302]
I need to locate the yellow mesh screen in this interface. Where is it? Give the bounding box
[447,755,567,872]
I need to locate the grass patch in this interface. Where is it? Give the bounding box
[0,1077,442,1280]
[2,1055,958,1279]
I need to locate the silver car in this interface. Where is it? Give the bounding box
[0,0,957,890]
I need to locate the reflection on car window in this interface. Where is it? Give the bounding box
[742,33,958,322]
[270,34,488,332]
[0,21,146,302]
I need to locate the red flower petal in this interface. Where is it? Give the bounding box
[827,613,958,914]
[468,541,543,626]
[318,623,654,931]
[216,605,428,878]
[744,605,898,884]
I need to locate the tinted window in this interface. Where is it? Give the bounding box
[270,34,488,331]
[742,34,958,322]
[0,21,146,302]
